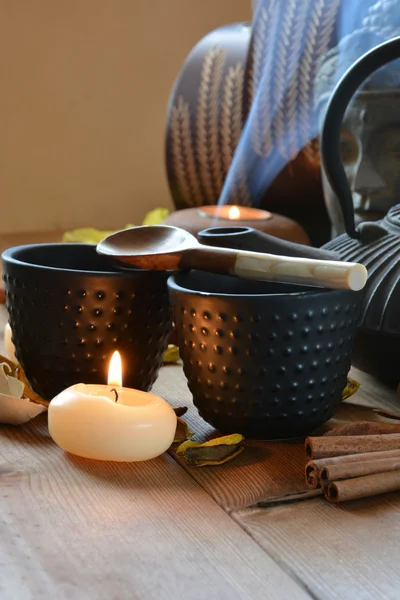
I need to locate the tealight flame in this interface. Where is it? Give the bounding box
[228,205,241,220]
[108,351,122,387]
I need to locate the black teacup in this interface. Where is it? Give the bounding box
[168,270,362,439]
[2,243,172,400]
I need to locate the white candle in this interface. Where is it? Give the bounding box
[4,323,16,363]
[48,351,177,462]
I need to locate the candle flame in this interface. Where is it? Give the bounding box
[228,205,241,220]
[108,351,122,387]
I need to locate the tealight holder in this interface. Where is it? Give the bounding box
[2,243,172,400]
[163,205,310,244]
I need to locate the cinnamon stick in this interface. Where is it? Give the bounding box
[305,449,400,488]
[305,462,321,489]
[321,456,400,483]
[305,454,361,488]
[326,470,400,503]
[324,421,400,437]
[305,433,400,460]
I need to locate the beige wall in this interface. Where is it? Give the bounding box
[0,0,251,234]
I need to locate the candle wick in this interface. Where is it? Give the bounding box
[110,388,119,403]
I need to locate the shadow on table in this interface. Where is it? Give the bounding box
[64,450,190,491]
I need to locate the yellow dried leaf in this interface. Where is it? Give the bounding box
[62,225,135,245]
[61,207,168,245]
[173,417,194,444]
[342,378,360,400]
[198,433,244,447]
[176,433,245,467]
[163,344,180,363]
[141,208,169,226]
[176,433,244,455]
[176,439,199,455]
[191,446,245,467]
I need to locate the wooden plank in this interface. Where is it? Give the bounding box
[153,365,400,511]
[0,415,310,600]
[154,365,308,509]
[2,300,399,515]
[2,230,400,599]
[233,496,400,600]
[0,301,310,512]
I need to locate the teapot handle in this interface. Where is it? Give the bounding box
[321,36,400,240]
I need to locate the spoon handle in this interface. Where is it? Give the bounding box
[233,250,367,291]
[185,247,367,291]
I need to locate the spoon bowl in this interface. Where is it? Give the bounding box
[97,225,196,270]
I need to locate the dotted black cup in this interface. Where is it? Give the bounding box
[2,244,172,400]
[168,271,362,439]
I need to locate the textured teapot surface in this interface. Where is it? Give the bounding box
[324,205,400,335]
[320,37,400,341]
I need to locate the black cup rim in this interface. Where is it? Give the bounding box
[2,243,160,277]
[198,226,252,237]
[167,271,355,299]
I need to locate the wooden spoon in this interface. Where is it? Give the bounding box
[97,225,367,291]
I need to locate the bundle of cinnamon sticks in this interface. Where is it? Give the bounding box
[305,422,400,503]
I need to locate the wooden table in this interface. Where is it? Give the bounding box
[1,237,400,599]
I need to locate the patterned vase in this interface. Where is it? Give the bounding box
[164,13,334,245]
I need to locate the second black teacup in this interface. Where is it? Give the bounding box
[168,270,362,439]
[2,243,172,400]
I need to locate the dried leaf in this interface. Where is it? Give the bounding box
[0,355,49,407]
[173,406,188,417]
[0,355,17,374]
[141,208,169,226]
[163,345,180,364]
[62,225,135,244]
[342,378,360,400]
[0,364,24,398]
[0,393,46,425]
[176,433,243,454]
[173,417,194,444]
[184,445,244,467]
[15,368,49,407]
[0,363,47,425]
[176,433,245,467]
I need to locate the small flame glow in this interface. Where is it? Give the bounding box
[108,351,122,387]
[228,206,241,220]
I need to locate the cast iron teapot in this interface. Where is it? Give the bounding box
[322,36,400,386]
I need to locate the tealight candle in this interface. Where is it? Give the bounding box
[48,351,177,461]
